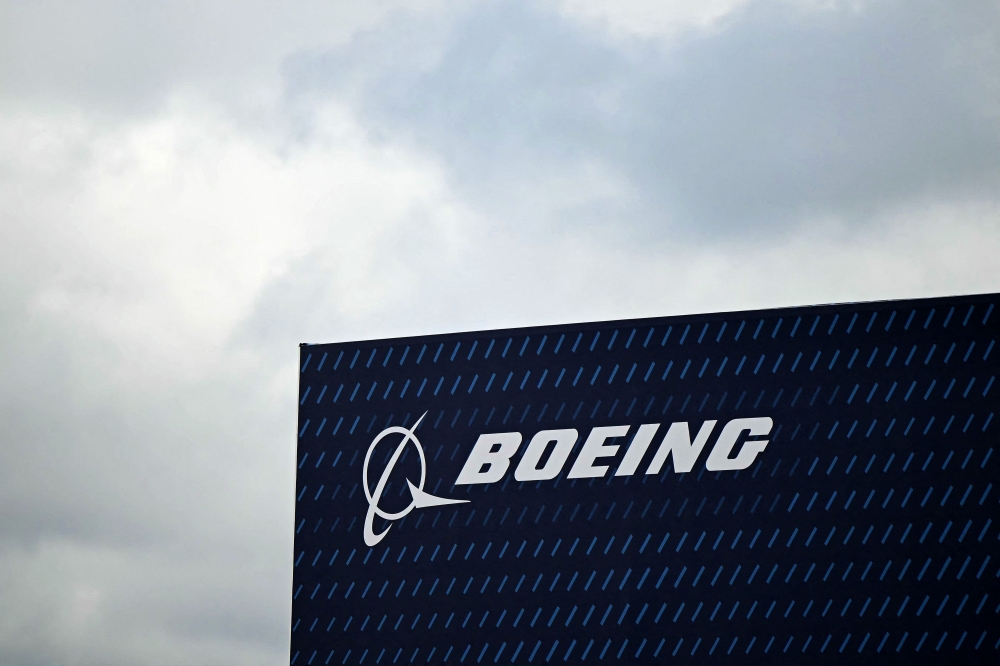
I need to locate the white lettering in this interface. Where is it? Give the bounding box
[705,417,772,471]
[514,429,578,481]
[454,432,522,485]
[614,423,660,476]
[645,421,718,474]
[454,417,773,486]
[567,425,630,478]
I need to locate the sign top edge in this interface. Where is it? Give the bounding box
[299,291,1000,350]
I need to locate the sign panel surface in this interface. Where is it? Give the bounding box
[292,294,999,664]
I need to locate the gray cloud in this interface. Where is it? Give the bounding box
[294,0,1000,239]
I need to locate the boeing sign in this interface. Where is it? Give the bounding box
[292,294,1000,664]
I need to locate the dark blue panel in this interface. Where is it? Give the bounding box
[292,294,1000,665]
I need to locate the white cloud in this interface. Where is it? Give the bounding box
[0,99,468,665]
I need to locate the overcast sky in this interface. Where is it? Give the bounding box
[1,1,998,664]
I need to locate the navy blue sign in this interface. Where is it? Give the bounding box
[293,294,999,665]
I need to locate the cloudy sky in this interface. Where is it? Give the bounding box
[1,0,998,663]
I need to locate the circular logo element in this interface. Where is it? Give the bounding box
[362,412,467,547]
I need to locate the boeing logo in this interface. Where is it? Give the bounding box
[362,416,772,545]
[363,413,468,547]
